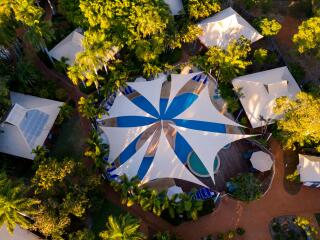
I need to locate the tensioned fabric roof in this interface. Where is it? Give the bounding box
[0,92,63,160]
[164,0,183,15]
[298,154,320,183]
[198,7,263,49]
[232,67,301,128]
[99,73,253,186]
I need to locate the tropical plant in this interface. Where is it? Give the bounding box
[0,172,40,234]
[99,214,146,240]
[111,175,140,207]
[0,75,11,119]
[192,36,252,83]
[78,95,105,120]
[56,103,73,125]
[286,169,300,183]
[293,17,320,58]
[273,92,320,152]
[84,130,108,169]
[229,173,263,201]
[294,217,318,239]
[57,0,87,27]
[184,0,221,21]
[68,229,95,240]
[254,17,282,36]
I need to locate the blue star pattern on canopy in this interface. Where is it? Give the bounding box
[99,73,252,186]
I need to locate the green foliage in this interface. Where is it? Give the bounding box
[57,0,87,27]
[254,17,282,37]
[99,214,146,240]
[288,62,306,84]
[273,92,320,151]
[0,171,40,234]
[31,152,101,239]
[56,103,74,125]
[68,229,95,240]
[0,75,11,119]
[78,95,105,120]
[192,37,252,83]
[294,217,318,239]
[84,131,108,169]
[254,48,268,64]
[236,227,246,236]
[229,173,263,201]
[293,17,320,58]
[286,169,300,183]
[184,0,221,21]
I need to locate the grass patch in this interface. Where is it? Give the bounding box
[50,114,86,159]
[91,200,124,237]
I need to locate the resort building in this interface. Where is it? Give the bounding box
[298,154,320,188]
[0,224,42,240]
[198,7,263,49]
[0,92,63,160]
[164,0,183,15]
[232,66,301,128]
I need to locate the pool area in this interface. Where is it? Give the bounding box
[187,151,220,178]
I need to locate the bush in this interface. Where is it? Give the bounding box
[288,62,305,84]
[236,227,245,236]
[254,17,282,37]
[55,88,68,101]
[160,48,183,65]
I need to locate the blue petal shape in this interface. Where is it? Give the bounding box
[174,132,192,164]
[117,116,158,127]
[173,119,226,133]
[136,156,155,180]
[118,133,143,165]
[163,93,198,119]
[131,95,160,118]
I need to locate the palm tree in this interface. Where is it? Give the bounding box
[0,172,40,234]
[111,175,140,207]
[84,131,108,169]
[99,214,146,240]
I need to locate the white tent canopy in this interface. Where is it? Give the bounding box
[99,73,254,186]
[250,151,273,172]
[164,0,183,15]
[232,67,301,128]
[0,225,42,240]
[198,7,263,49]
[48,28,84,65]
[0,92,63,160]
[298,154,320,183]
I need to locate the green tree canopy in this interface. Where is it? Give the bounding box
[0,172,40,234]
[0,75,11,119]
[184,0,221,21]
[274,92,320,152]
[293,17,320,58]
[57,0,87,27]
[254,17,282,36]
[99,214,146,240]
[192,36,252,82]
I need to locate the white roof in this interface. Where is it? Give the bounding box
[299,154,320,183]
[164,0,183,15]
[250,151,273,172]
[232,67,301,128]
[100,73,254,186]
[198,7,263,49]
[0,224,42,240]
[48,28,84,65]
[0,92,63,159]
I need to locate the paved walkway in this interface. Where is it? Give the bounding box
[172,139,320,239]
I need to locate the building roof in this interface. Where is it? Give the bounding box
[0,225,42,240]
[232,67,301,128]
[48,28,84,65]
[0,92,63,160]
[198,7,263,49]
[164,0,183,15]
[299,154,320,183]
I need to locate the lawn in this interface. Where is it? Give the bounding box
[91,200,125,238]
[50,114,87,159]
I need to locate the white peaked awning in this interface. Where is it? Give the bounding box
[174,125,252,183]
[48,28,84,65]
[127,74,167,113]
[112,133,154,179]
[141,130,207,187]
[0,224,42,240]
[175,85,242,127]
[198,7,263,49]
[250,151,273,172]
[164,0,183,15]
[108,92,152,118]
[232,67,301,128]
[100,125,152,162]
[167,72,202,110]
[299,154,320,183]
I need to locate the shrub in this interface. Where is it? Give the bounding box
[254,17,282,36]
[286,169,300,183]
[254,48,268,65]
[236,227,245,235]
[230,173,263,201]
[288,62,305,84]
[55,88,68,101]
